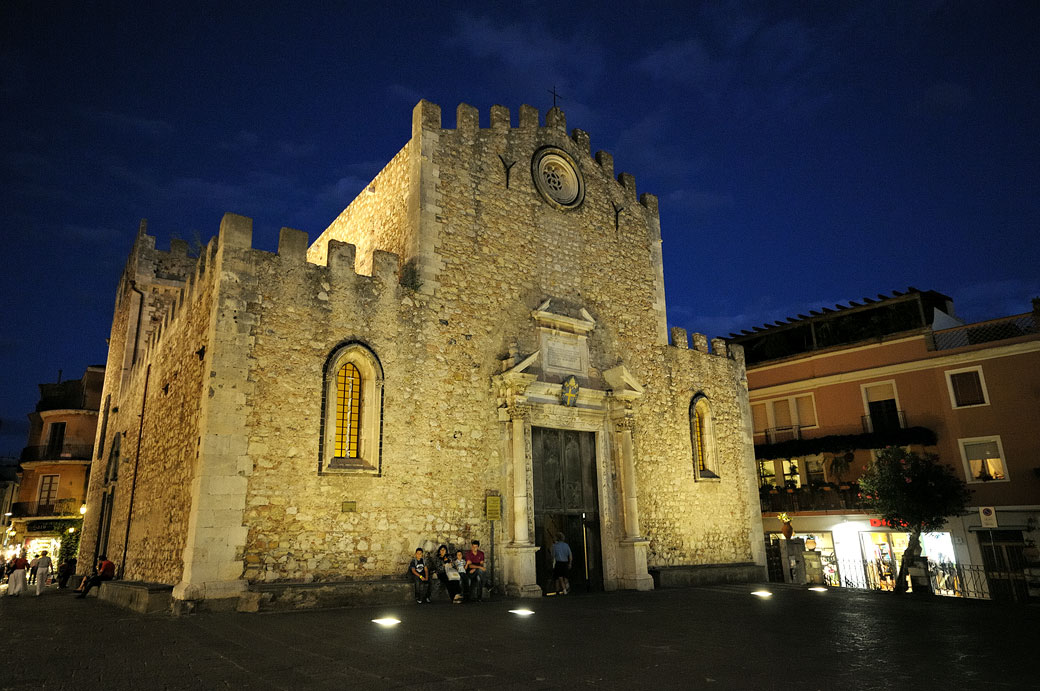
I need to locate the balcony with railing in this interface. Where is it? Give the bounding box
[759,484,868,513]
[11,497,83,518]
[760,425,803,444]
[20,443,94,462]
[932,312,1038,351]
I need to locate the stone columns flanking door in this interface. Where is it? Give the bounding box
[612,409,654,591]
[501,403,542,598]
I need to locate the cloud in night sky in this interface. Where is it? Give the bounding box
[0,2,1037,455]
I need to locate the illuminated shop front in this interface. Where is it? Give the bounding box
[768,516,955,590]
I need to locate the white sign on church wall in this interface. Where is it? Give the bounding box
[542,332,588,377]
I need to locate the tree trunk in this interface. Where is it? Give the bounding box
[894,528,922,594]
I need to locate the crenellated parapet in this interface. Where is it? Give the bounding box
[127,212,411,376]
[666,327,738,362]
[409,99,659,214]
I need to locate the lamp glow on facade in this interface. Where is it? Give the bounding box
[68,527,76,533]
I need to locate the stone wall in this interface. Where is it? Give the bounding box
[81,233,217,585]
[308,142,414,275]
[637,338,763,567]
[85,100,763,602]
[231,101,760,585]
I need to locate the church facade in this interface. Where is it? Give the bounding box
[80,100,765,610]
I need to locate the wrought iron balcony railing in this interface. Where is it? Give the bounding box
[759,484,867,513]
[19,443,94,462]
[10,498,82,518]
[762,425,802,444]
[861,410,906,434]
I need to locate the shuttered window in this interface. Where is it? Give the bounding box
[947,368,988,408]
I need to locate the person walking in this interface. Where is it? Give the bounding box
[552,533,573,595]
[34,551,53,596]
[6,554,29,596]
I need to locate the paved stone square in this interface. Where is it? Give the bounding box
[2,584,1036,690]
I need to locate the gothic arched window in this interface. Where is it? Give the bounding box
[322,343,383,473]
[690,395,719,480]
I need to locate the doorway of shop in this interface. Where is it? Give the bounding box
[978,530,1028,602]
[531,427,603,595]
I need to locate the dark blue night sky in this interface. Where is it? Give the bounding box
[2,1,1038,455]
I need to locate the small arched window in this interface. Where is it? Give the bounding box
[690,395,719,480]
[335,362,362,459]
[321,343,383,474]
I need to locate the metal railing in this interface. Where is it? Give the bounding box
[10,498,82,518]
[759,484,867,513]
[861,410,906,434]
[20,443,94,462]
[928,562,991,599]
[932,313,1038,351]
[834,559,992,599]
[763,425,802,443]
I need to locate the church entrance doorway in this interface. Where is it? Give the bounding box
[531,427,602,595]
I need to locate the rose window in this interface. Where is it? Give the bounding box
[532,148,584,209]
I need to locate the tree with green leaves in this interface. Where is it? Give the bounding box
[859,446,971,593]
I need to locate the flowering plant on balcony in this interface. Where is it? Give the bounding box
[777,512,793,524]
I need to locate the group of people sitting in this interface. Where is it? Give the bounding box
[408,540,487,604]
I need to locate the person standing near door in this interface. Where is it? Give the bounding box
[552,533,573,595]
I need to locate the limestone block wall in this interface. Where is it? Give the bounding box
[635,336,762,567]
[83,100,763,594]
[308,142,414,275]
[238,228,506,583]
[81,236,218,585]
[414,102,667,366]
[233,101,760,583]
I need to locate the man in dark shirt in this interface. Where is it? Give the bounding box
[75,556,115,599]
[465,540,486,602]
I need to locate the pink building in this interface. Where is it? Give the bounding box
[729,290,1040,600]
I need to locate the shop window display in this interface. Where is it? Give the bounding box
[765,531,840,586]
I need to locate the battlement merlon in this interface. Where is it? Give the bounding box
[118,219,200,308]
[664,330,742,362]
[409,100,660,215]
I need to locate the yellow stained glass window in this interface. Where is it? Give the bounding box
[335,363,362,458]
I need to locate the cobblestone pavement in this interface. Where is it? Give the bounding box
[2,582,1037,690]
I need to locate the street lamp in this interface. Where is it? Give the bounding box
[79,504,87,515]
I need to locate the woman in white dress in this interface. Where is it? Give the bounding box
[7,554,29,596]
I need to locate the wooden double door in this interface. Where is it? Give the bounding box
[531,427,603,594]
